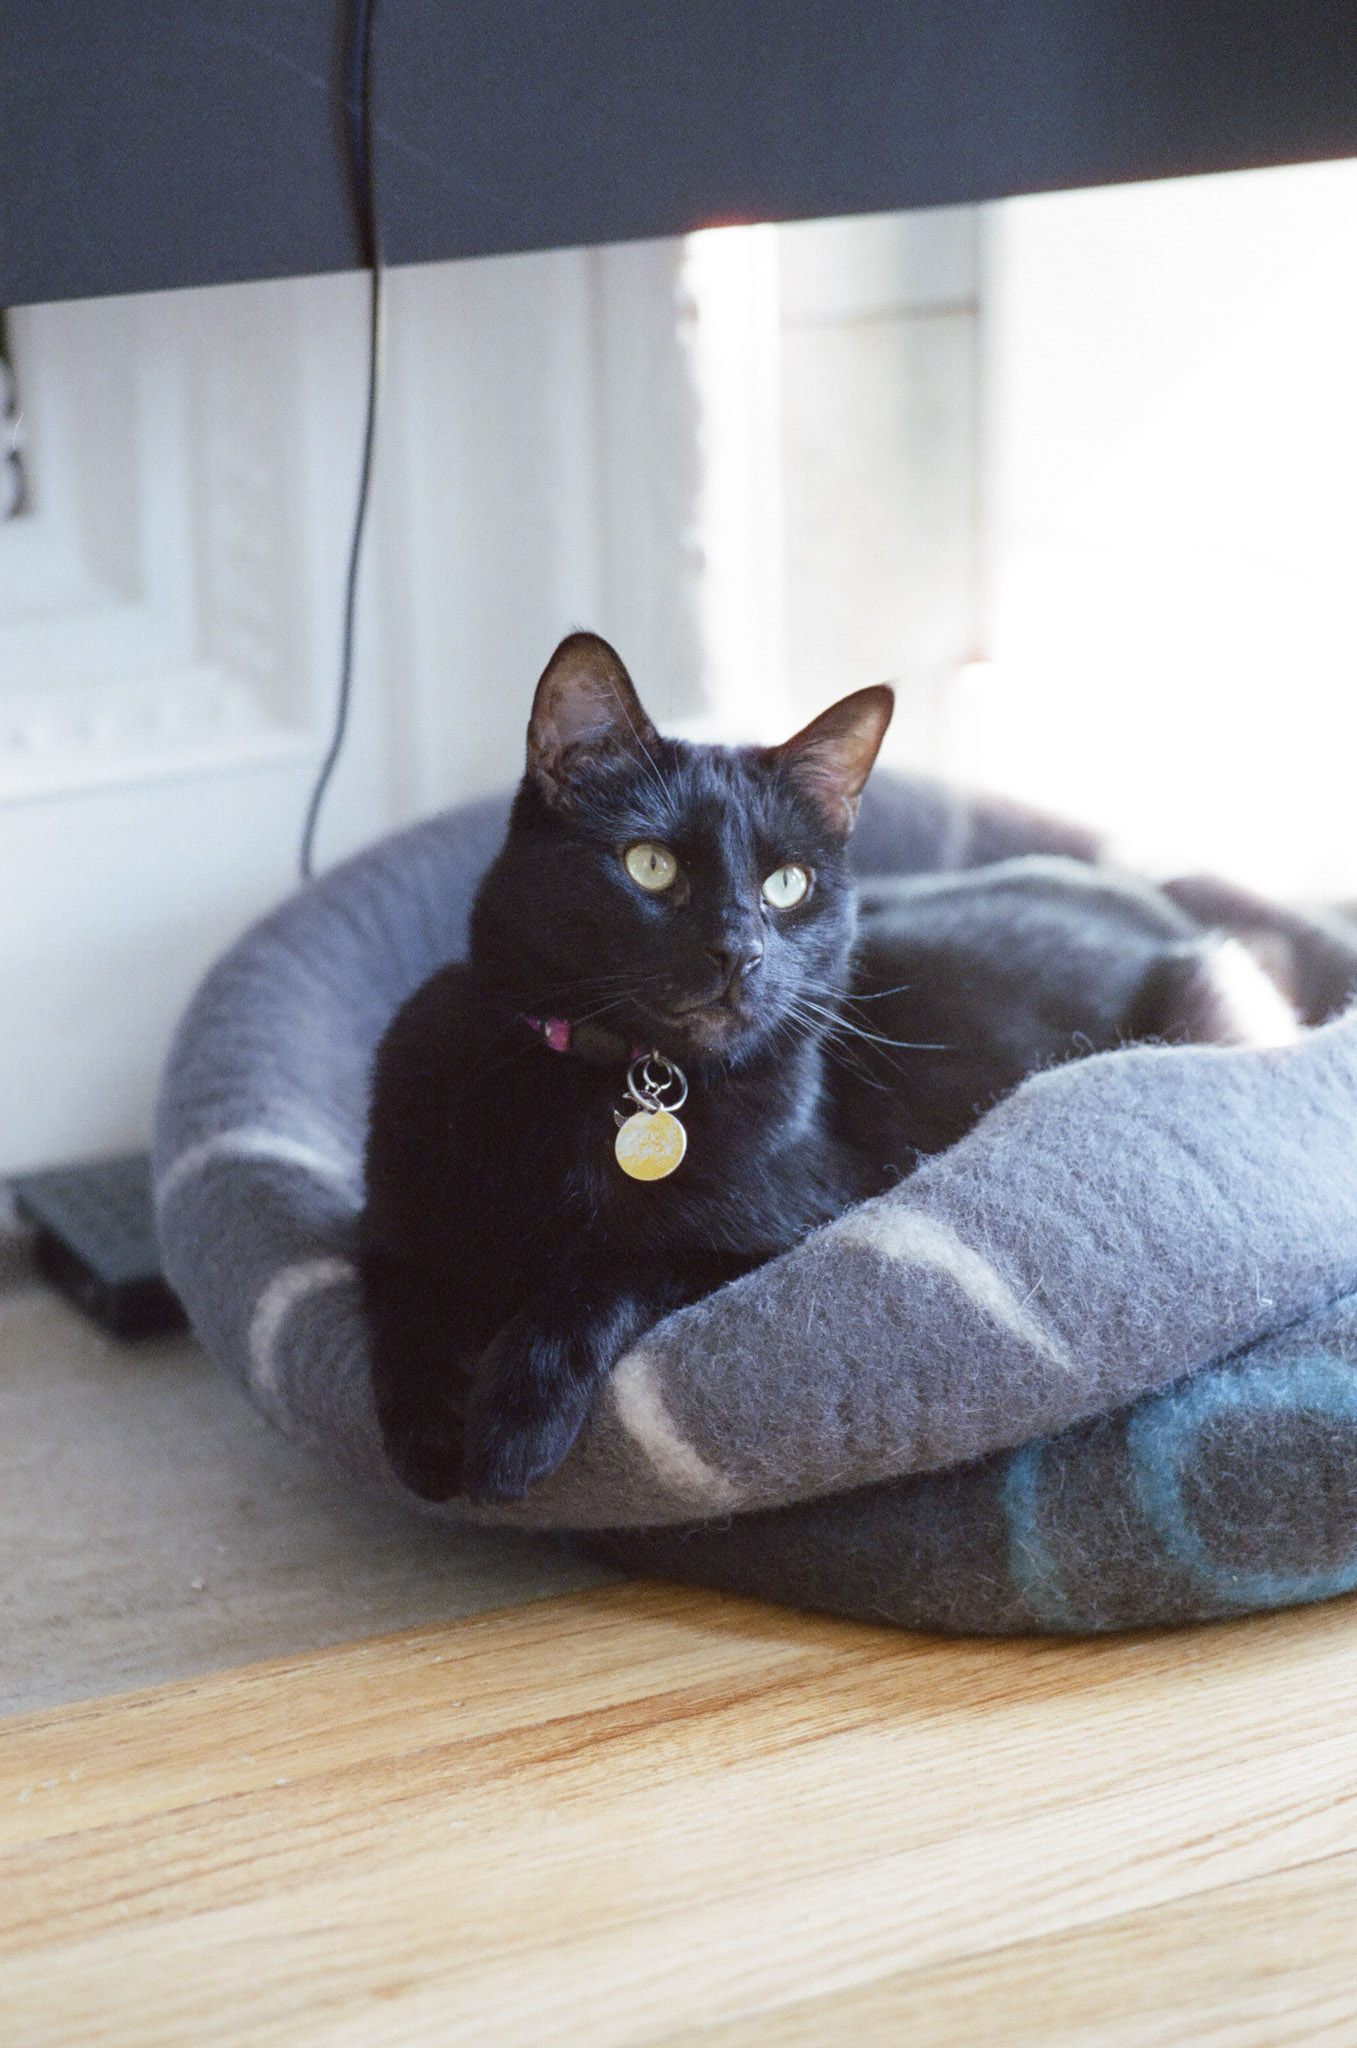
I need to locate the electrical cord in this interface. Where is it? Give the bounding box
[0,310,28,521]
[299,0,384,881]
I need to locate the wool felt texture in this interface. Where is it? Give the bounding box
[153,776,1357,1632]
[583,1296,1357,1633]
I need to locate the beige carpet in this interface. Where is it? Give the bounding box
[0,1208,613,1716]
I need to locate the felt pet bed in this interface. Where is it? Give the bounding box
[153,776,1357,1634]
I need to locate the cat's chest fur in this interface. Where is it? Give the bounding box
[362,962,859,1313]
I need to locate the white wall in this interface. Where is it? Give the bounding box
[1,241,702,1173]
[1,279,354,1174]
[352,238,703,844]
[964,158,1357,898]
[691,168,1357,908]
[778,206,982,764]
[680,209,983,761]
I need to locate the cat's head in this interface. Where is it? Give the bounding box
[470,633,893,1065]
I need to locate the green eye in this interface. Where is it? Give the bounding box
[762,863,811,910]
[624,842,679,892]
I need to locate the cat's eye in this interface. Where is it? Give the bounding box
[762,863,811,910]
[623,842,680,893]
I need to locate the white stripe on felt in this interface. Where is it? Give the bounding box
[611,1348,741,1512]
[157,1127,363,1209]
[247,1256,357,1407]
[828,1206,1078,1373]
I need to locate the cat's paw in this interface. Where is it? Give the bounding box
[460,1403,588,1505]
[378,1400,464,1503]
[459,1329,596,1504]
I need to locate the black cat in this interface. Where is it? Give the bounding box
[362,633,1294,1504]
[363,632,889,1503]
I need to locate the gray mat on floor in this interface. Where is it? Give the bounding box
[0,1216,609,1717]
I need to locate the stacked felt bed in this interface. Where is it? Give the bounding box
[153,776,1357,1633]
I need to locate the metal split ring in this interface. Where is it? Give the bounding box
[625,1050,689,1114]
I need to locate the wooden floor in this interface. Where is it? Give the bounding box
[5,1582,1357,2046]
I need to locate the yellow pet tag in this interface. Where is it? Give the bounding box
[614,1051,689,1182]
[615,1106,688,1181]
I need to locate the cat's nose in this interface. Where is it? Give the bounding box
[706,938,764,992]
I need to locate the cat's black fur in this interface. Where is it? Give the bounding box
[362,633,1280,1504]
[840,859,1259,1167]
[363,633,885,1503]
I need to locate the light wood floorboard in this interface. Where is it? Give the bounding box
[5,1582,1357,2045]
[667,1853,1357,2045]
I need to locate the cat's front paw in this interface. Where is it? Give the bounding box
[459,1326,597,1505]
[460,1403,589,1505]
[385,1408,464,1503]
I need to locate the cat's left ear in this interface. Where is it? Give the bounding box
[773,685,894,837]
[526,632,661,808]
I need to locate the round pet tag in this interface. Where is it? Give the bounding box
[614,1107,688,1181]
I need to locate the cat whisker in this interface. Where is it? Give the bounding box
[766,1004,897,1091]
[569,996,636,1028]
[776,1000,883,1065]
[781,989,949,1055]
[799,974,921,1008]
[811,978,917,1003]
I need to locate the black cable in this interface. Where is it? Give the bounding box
[0,309,28,520]
[299,0,383,881]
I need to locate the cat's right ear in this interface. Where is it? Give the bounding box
[526,633,661,808]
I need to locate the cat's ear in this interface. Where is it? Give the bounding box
[526,633,661,807]
[773,685,894,837]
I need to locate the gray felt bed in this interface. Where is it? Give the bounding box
[153,776,1357,1633]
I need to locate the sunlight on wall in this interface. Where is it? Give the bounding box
[683,211,980,756]
[689,165,1357,902]
[681,225,787,739]
[973,157,1357,900]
